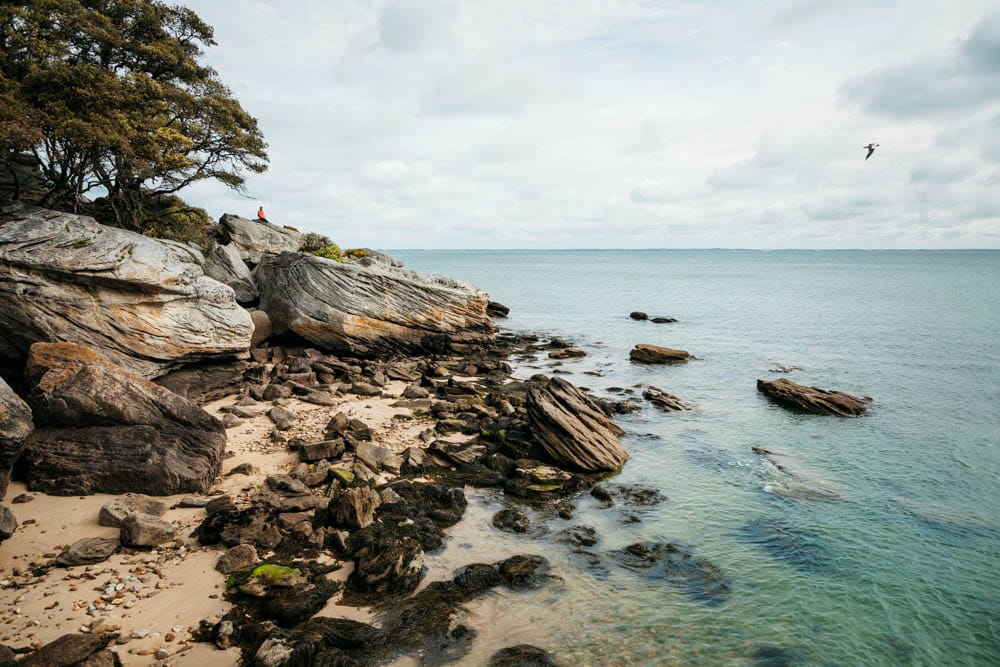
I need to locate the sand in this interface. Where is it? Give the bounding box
[0,380,447,665]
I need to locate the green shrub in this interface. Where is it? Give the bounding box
[311,243,343,262]
[343,248,370,259]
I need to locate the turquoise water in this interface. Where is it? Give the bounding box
[391,250,1000,666]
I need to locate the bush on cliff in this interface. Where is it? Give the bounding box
[0,1,268,232]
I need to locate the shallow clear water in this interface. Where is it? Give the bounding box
[390,250,1000,666]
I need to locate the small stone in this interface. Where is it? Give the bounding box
[98,494,168,528]
[215,544,258,574]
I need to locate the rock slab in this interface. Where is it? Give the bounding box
[256,251,494,356]
[526,377,628,472]
[0,206,253,378]
[756,378,869,416]
[218,214,303,266]
[20,342,226,495]
[629,344,691,364]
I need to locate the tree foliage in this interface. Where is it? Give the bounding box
[0,0,267,231]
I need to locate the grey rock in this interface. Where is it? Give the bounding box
[221,412,242,428]
[356,442,402,473]
[20,343,226,495]
[0,207,253,378]
[54,536,119,566]
[300,391,337,406]
[218,214,303,266]
[0,504,16,542]
[250,310,273,348]
[331,486,381,528]
[298,439,345,462]
[256,251,494,356]
[268,406,296,426]
[215,543,258,574]
[262,383,292,401]
[0,375,32,497]
[204,243,258,303]
[98,494,169,528]
[401,384,430,399]
[526,377,628,472]
[351,382,382,397]
[120,512,176,547]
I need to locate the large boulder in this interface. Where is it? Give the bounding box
[0,504,16,543]
[629,343,692,364]
[256,252,494,356]
[526,377,628,472]
[0,375,32,496]
[0,206,253,378]
[218,214,303,266]
[18,342,226,495]
[756,378,870,417]
[204,243,258,304]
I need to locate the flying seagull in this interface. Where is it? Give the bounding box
[864,143,879,160]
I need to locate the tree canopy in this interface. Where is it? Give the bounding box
[0,0,267,233]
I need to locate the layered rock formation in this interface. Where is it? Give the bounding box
[629,343,692,364]
[256,252,494,356]
[0,206,253,378]
[19,342,226,495]
[0,375,32,496]
[218,214,303,266]
[526,377,628,472]
[756,378,870,417]
[204,243,258,304]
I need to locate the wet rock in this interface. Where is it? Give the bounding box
[548,348,586,359]
[629,343,692,364]
[642,386,691,411]
[489,645,557,667]
[611,542,731,605]
[54,536,119,567]
[120,512,176,547]
[487,301,510,318]
[557,525,598,548]
[0,375,32,497]
[331,487,381,529]
[0,505,16,543]
[98,494,168,528]
[216,544,259,574]
[221,413,242,428]
[18,633,105,667]
[526,377,627,472]
[492,509,530,533]
[349,535,425,597]
[20,342,225,495]
[629,311,648,320]
[651,316,678,323]
[757,378,870,416]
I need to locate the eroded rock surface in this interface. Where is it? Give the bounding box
[218,214,303,266]
[256,251,494,356]
[629,343,692,364]
[0,206,253,378]
[526,377,627,472]
[204,243,258,304]
[19,342,226,495]
[756,378,869,416]
[0,375,32,496]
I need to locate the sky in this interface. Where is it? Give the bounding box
[179,0,1000,249]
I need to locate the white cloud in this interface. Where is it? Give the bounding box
[178,0,1000,248]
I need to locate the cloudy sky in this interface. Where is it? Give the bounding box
[180,0,1000,249]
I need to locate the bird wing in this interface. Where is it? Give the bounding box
[865,147,874,159]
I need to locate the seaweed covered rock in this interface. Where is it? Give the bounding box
[18,343,226,495]
[526,377,627,472]
[249,617,386,667]
[256,251,494,356]
[489,645,557,667]
[0,206,253,378]
[611,542,731,605]
[756,378,870,416]
[0,375,32,497]
[226,562,339,628]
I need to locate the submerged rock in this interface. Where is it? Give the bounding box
[642,386,691,411]
[756,378,870,416]
[256,251,494,356]
[19,343,226,495]
[526,377,627,472]
[736,517,830,572]
[487,301,510,318]
[611,542,731,605]
[489,645,557,667]
[0,206,252,378]
[629,343,692,364]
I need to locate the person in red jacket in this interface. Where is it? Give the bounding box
[256,206,269,223]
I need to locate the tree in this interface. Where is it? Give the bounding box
[0,0,267,231]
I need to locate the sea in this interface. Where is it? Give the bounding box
[387,249,1000,666]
